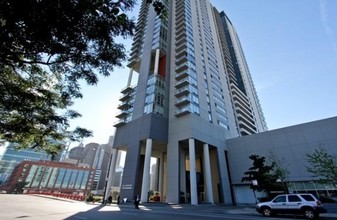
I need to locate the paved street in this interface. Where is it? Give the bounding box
[1,194,337,220]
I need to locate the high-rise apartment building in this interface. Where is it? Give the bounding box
[67,142,113,194]
[111,0,267,205]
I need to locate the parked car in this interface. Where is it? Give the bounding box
[256,193,327,219]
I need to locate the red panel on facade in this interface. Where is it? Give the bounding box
[158,55,166,77]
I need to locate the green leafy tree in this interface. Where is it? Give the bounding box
[268,151,290,193]
[241,154,280,194]
[0,0,165,157]
[305,147,337,186]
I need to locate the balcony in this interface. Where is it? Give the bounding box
[175,55,188,66]
[175,71,189,81]
[115,109,133,118]
[113,119,126,127]
[115,111,128,119]
[117,101,131,110]
[175,15,186,26]
[119,93,132,102]
[175,32,187,43]
[127,57,141,68]
[175,61,189,73]
[175,106,191,117]
[175,36,187,47]
[175,96,191,107]
[175,87,190,97]
[120,86,135,94]
[238,122,257,135]
[175,78,189,89]
[176,49,188,59]
[175,43,188,54]
[175,22,187,33]
[129,45,141,57]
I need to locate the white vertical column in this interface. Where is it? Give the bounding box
[127,68,133,87]
[141,139,152,202]
[203,144,214,204]
[154,49,160,75]
[104,149,118,201]
[189,138,198,205]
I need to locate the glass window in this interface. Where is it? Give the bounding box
[145,93,155,104]
[74,171,84,189]
[273,195,286,203]
[301,194,315,201]
[288,195,301,202]
[61,170,71,189]
[54,168,66,189]
[144,103,153,114]
[68,170,78,189]
[40,167,52,188]
[31,166,44,188]
[80,171,90,190]
[47,168,58,188]
[25,165,38,188]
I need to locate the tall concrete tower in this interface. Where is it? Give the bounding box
[112,0,267,205]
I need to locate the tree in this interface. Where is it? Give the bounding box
[268,151,290,193]
[0,0,165,157]
[305,147,337,186]
[241,154,280,194]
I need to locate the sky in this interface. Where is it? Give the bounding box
[2,0,336,154]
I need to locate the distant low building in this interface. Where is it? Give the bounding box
[0,143,64,185]
[0,160,95,195]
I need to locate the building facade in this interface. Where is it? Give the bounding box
[0,160,95,195]
[227,117,337,204]
[0,143,57,185]
[111,0,267,205]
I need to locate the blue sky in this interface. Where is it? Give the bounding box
[2,0,334,156]
[67,0,337,147]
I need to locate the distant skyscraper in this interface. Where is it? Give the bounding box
[214,10,267,135]
[68,143,85,163]
[68,142,112,194]
[111,0,267,204]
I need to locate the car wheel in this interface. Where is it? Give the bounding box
[303,208,317,219]
[261,207,272,217]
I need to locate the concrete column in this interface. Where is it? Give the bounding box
[203,144,214,204]
[127,68,133,87]
[104,148,118,201]
[179,148,186,203]
[189,138,198,205]
[158,153,164,201]
[152,158,159,191]
[141,139,152,202]
[217,149,232,204]
[166,141,180,204]
[154,49,160,75]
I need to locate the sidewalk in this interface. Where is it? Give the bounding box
[123,201,337,219]
[32,194,337,219]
